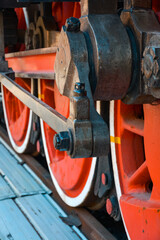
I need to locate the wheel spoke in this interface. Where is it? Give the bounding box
[128,161,150,188]
[43,84,55,92]
[122,117,144,136]
[10,103,16,123]
[21,79,31,92]
[143,104,160,200]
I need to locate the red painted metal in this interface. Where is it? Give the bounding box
[112,5,160,239]
[52,2,80,30]
[3,48,56,149]
[5,50,56,75]
[3,78,31,147]
[114,100,160,240]
[106,199,113,215]
[153,0,160,20]
[15,8,26,51]
[101,173,107,185]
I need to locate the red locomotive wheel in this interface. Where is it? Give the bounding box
[110,100,160,240]
[38,79,97,207]
[2,78,33,153]
[2,8,34,153]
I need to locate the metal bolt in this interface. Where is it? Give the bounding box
[53,131,70,151]
[74,82,86,97]
[142,46,160,84]
[66,17,80,32]
[36,139,45,157]
[106,195,120,220]
[101,173,108,185]
[106,198,113,216]
[36,140,41,153]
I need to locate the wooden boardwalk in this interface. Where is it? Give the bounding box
[0,137,86,240]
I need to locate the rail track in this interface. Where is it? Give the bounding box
[0,125,118,240]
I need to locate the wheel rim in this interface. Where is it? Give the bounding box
[39,79,97,207]
[2,78,33,153]
[2,8,33,153]
[110,100,160,240]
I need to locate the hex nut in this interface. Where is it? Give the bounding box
[106,195,120,221]
[142,46,160,87]
[53,131,70,151]
[74,82,86,97]
[66,17,80,32]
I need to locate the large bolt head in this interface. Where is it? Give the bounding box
[73,82,86,97]
[150,47,160,78]
[142,46,160,87]
[101,173,108,185]
[53,131,70,151]
[106,195,120,221]
[66,17,80,32]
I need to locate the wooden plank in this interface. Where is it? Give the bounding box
[0,127,116,240]
[16,194,81,240]
[0,174,15,200]
[0,199,41,240]
[21,154,116,240]
[0,139,50,196]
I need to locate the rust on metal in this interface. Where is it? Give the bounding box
[80,14,132,101]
